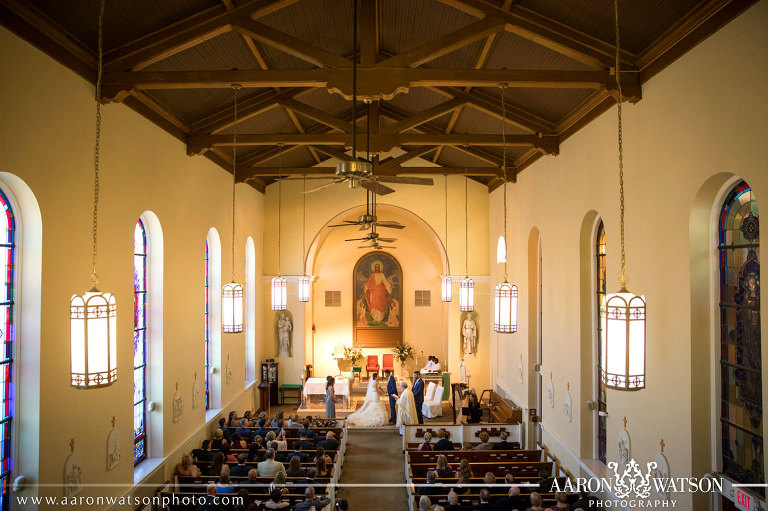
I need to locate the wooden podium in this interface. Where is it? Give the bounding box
[257,382,271,413]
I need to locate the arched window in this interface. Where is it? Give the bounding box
[718,180,762,491]
[0,190,15,510]
[205,240,210,409]
[133,219,148,465]
[595,220,607,464]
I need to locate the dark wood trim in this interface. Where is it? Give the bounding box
[123,92,190,143]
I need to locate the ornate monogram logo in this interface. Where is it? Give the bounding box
[607,459,658,499]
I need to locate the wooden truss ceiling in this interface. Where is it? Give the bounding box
[0,0,757,192]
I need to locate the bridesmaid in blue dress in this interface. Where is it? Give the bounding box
[325,376,336,418]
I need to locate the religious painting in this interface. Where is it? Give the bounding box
[353,252,403,347]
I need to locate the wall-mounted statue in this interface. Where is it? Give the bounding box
[277,312,293,357]
[462,312,478,355]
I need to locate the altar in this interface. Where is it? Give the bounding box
[302,377,353,409]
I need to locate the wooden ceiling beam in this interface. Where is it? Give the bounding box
[277,98,352,133]
[379,146,438,167]
[380,98,467,135]
[190,87,309,135]
[435,0,636,69]
[103,0,281,71]
[0,0,96,81]
[123,91,190,142]
[434,87,557,134]
[360,0,378,67]
[231,17,351,69]
[188,133,558,154]
[376,16,506,69]
[101,68,637,102]
[248,166,502,177]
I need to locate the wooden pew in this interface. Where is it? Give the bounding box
[176,474,330,493]
[409,461,551,478]
[158,490,313,510]
[406,449,541,464]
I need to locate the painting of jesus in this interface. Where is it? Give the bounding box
[353,252,402,346]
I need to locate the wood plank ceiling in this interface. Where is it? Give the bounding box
[0,0,757,192]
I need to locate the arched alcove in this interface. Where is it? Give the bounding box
[206,228,222,410]
[305,204,451,380]
[688,172,743,508]
[0,172,42,498]
[578,210,601,459]
[138,210,164,460]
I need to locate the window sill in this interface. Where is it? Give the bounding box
[205,407,222,424]
[134,457,165,485]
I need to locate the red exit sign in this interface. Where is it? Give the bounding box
[736,489,752,511]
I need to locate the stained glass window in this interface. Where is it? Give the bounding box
[718,180,762,493]
[596,221,607,464]
[0,190,14,511]
[205,240,210,410]
[133,220,147,465]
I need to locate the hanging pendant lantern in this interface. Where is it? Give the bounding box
[600,0,646,390]
[71,0,117,389]
[271,277,287,310]
[298,176,310,303]
[71,284,117,388]
[298,275,310,303]
[493,84,518,334]
[494,282,518,333]
[222,282,244,333]
[441,275,452,302]
[271,145,287,310]
[459,277,474,312]
[223,84,244,333]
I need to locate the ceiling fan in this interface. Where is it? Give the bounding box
[303,0,433,196]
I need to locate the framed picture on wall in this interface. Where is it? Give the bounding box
[353,252,403,347]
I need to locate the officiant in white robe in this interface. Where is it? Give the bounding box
[396,381,418,435]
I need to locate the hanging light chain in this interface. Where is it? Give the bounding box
[302,175,306,271]
[277,143,284,276]
[500,84,508,282]
[444,174,448,255]
[231,84,240,281]
[464,145,469,277]
[90,0,106,286]
[613,0,627,289]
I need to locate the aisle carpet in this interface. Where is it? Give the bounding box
[336,430,408,510]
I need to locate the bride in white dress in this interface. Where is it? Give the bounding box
[346,373,390,427]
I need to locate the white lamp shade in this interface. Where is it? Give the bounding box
[222,281,244,333]
[441,276,452,302]
[70,289,117,388]
[298,275,310,302]
[271,276,287,310]
[459,277,474,312]
[600,290,646,390]
[494,282,518,333]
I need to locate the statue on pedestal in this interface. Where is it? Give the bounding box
[278,313,293,357]
[462,313,477,355]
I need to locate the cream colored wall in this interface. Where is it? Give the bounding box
[489,2,768,509]
[261,177,490,390]
[0,27,264,507]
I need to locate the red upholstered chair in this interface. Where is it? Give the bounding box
[382,354,394,374]
[366,355,380,378]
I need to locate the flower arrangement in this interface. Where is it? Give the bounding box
[392,342,415,364]
[342,345,364,366]
[313,418,337,428]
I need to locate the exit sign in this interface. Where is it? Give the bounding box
[736,489,752,511]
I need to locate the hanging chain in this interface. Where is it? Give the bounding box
[464,145,469,277]
[277,143,284,276]
[302,175,306,270]
[614,0,627,289]
[444,174,448,256]
[500,84,508,282]
[91,0,105,286]
[231,84,240,281]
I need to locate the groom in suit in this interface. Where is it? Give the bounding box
[385,370,397,424]
[412,371,425,424]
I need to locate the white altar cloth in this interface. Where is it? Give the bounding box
[303,377,352,400]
